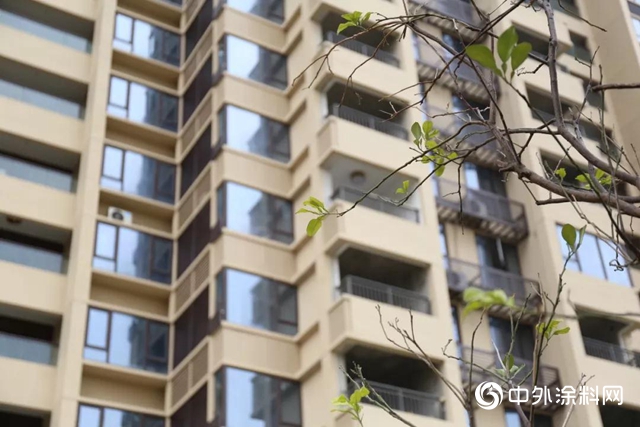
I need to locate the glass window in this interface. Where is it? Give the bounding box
[219,105,290,162]
[78,406,101,427]
[216,367,302,427]
[84,308,169,373]
[227,0,285,24]
[0,78,85,119]
[0,151,74,192]
[634,18,640,42]
[556,225,631,286]
[78,405,164,427]
[180,125,211,196]
[100,145,175,204]
[218,182,293,244]
[489,317,534,360]
[217,268,298,335]
[93,223,173,284]
[107,77,178,132]
[0,229,66,273]
[113,14,180,66]
[182,58,212,125]
[177,203,210,275]
[173,287,209,367]
[220,35,288,89]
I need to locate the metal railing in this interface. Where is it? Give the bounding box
[460,347,560,389]
[434,178,527,234]
[350,381,445,419]
[331,186,420,222]
[445,258,540,306]
[583,337,640,367]
[414,41,492,88]
[325,32,400,67]
[340,275,431,314]
[412,0,484,27]
[329,104,409,140]
[0,331,57,365]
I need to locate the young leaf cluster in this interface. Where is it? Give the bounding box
[536,319,570,340]
[461,286,516,316]
[337,11,372,34]
[297,197,330,237]
[410,120,457,179]
[495,353,525,380]
[466,26,532,81]
[575,169,613,190]
[332,386,370,426]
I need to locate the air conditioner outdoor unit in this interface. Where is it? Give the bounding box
[466,194,490,218]
[107,207,133,224]
[446,270,468,292]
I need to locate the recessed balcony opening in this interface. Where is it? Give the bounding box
[0,407,49,427]
[411,0,485,36]
[324,156,420,222]
[578,314,640,367]
[325,83,408,140]
[600,404,640,427]
[337,247,430,313]
[0,304,60,365]
[0,214,71,274]
[344,346,445,419]
[320,13,400,67]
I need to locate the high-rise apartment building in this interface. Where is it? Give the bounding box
[0,0,639,426]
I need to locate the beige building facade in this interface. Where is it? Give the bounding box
[0,0,639,426]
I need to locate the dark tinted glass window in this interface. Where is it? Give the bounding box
[185,0,213,59]
[114,14,180,66]
[464,163,506,196]
[101,146,175,204]
[93,222,173,284]
[219,35,287,89]
[108,76,178,132]
[84,308,169,373]
[78,404,165,427]
[177,203,210,275]
[219,105,290,162]
[181,126,211,197]
[227,0,285,23]
[215,367,301,427]
[217,182,293,244]
[173,287,209,367]
[217,268,297,335]
[182,58,212,126]
[171,385,207,427]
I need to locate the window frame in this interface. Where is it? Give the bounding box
[77,403,165,427]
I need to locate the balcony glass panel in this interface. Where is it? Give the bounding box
[220,35,288,89]
[101,145,175,204]
[0,78,84,118]
[0,231,65,273]
[219,105,290,162]
[0,9,91,52]
[78,405,165,427]
[113,14,180,66]
[0,151,74,192]
[0,331,57,364]
[217,182,293,244]
[93,222,173,284]
[107,76,178,132]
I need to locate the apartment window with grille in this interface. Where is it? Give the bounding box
[556,225,632,287]
[215,367,302,427]
[107,76,178,132]
[217,182,294,244]
[218,35,288,89]
[173,287,209,367]
[113,14,180,66]
[218,105,290,163]
[93,222,173,284]
[216,268,297,335]
[101,145,175,204]
[77,404,164,427]
[83,307,169,373]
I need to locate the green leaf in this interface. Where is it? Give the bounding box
[462,300,484,317]
[595,168,605,179]
[575,174,589,183]
[349,386,370,405]
[487,289,508,305]
[463,287,485,303]
[422,120,433,135]
[396,180,410,194]
[332,395,349,405]
[296,208,313,214]
[504,353,515,370]
[337,22,356,34]
[554,327,570,335]
[361,12,372,23]
[555,168,566,180]
[562,224,577,250]
[511,42,532,71]
[466,45,498,72]
[435,165,445,177]
[307,197,325,209]
[578,226,586,247]
[306,218,323,236]
[448,152,458,161]
[411,122,422,140]
[498,26,518,63]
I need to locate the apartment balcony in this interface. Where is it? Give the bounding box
[332,187,419,223]
[583,338,640,367]
[0,409,49,427]
[0,331,57,365]
[0,354,56,412]
[410,0,485,37]
[435,178,528,243]
[415,41,493,102]
[324,32,400,67]
[340,275,431,314]
[446,258,541,313]
[350,380,445,418]
[460,346,561,411]
[328,105,408,140]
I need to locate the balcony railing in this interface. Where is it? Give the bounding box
[435,178,528,243]
[583,337,640,367]
[329,104,409,140]
[325,32,400,67]
[340,275,431,314]
[460,346,560,391]
[411,0,484,27]
[331,186,420,223]
[446,258,540,308]
[0,331,57,365]
[351,381,445,419]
